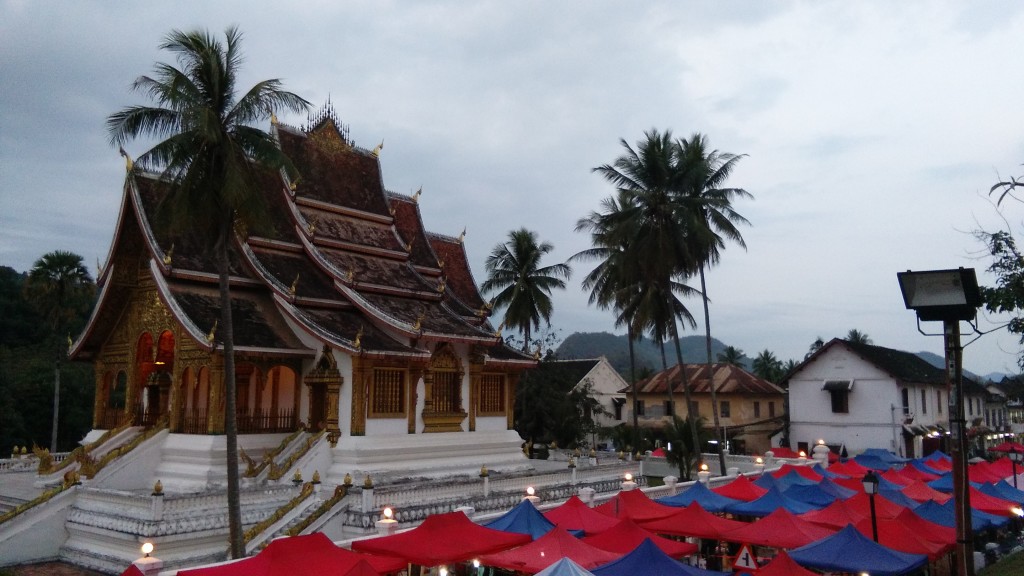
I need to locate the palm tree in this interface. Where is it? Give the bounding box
[24,251,95,453]
[481,228,571,352]
[846,329,872,345]
[107,27,309,558]
[593,129,703,459]
[806,336,825,359]
[573,192,644,449]
[752,349,784,383]
[716,345,746,367]
[663,415,709,480]
[675,133,751,474]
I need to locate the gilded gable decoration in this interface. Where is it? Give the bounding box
[411,187,421,203]
[162,244,174,266]
[119,146,133,172]
[371,140,384,157]
[289,274,300,296]
[205,320,218,344]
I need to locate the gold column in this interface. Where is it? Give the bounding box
[207,359,225,434]
[350,356,368,436]
[468,361,481,432]
[92,362,107,428]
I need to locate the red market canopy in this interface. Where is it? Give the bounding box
[989,441,1024,453]
[968,461,1006,483]
[582,518,698,558]
[900,480,952,504]
[771,463,823,481]
[711,475,768,502]
[351,511,530,567]
[751,550,821,576]
[968,486,1020,517]
[720,508,837,550]
[479,527,620,573]
[827,460,872,477]
[638,502,747,540]
[880,469,912,486]
[544,495,621,535]
[594,489,676,523]
[852,511,953,561]
[894,464,939,483]
[119,566,145,576]
[178,533,406,576]
[765,447,803,459]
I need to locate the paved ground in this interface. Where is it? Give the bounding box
[2,562,107,576]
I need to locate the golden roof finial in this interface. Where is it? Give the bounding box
[271,112,279,125]
[289,273,300,296]
[206,320,218,344]
[437,258,445,269]
[411,187,421,203]
[353,326,363,350]
[389,205,396,216]
[118,146,133,172]
[533,345,542,360]
[363,475,374,489]
[343,473,353,486]
[163,244,174,266]
[290,181,297,193]
[458,227,466,243]
[494,321,504,337]
[306,221,316,236]
[412,312,426,332]
[371,139,384,157]
[405,237,415,254]
[346,268,354,283]
[96,257,103,277]
[437,278,446,293]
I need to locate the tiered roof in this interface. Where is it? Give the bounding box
[73,107,531,367]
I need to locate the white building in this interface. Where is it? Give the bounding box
[785,338,986,458]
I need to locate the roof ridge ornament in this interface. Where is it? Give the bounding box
[206,320,218,344]
[371,139,384,157]
[118,146,133,172]
[163,244,174,267]
[458,227,466,243]
[289,273,300,296]
[353,325,363,350]
[411,187,421,203]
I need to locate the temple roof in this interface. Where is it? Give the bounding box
[74,109,527,364]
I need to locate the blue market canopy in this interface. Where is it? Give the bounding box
[977,481,1024,505]
[484,498,560,540]
[862,448,910,464]
[789,525,928,576]
[725,486,819,517]
[927,472,982,493]
[910,500,1008,532]
[879,488,921,510]
[591,539,728,576]
[535,558,598,576]
[755,470,816,492]
[783,483,840,508]
[657,481,741,513]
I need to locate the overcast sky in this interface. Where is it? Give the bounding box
[4,1,1024,376]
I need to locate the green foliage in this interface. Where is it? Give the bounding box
[662,415,710,481]
[845,329,872,345]
[0,260,95,456]
[514,357,607,448]
[980,230,1024,368]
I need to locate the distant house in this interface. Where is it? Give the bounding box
[630,363,785,454]
[785,338,988,458]
[527,357,628,447]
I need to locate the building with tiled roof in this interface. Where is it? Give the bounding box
[70,106,536,490]
[630,363,785,454]
[785,338,987,458]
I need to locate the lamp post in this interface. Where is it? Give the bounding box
[898,267,982,576]
[1010,447,1022,490]
[862,471,880,543]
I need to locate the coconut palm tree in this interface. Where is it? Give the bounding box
[593,129,703,460]
[482,228,571,352]
[107,27,309,558]
[573,192,644,449]
[24,251,95,453]
[846,329,872,345]
[752,349,784,383]
[675,132,751,473]
[716,345,746,367]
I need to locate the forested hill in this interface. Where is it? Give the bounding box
[555,331,734,377]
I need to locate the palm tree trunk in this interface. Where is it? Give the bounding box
[700,265,726,474]
[627,326,639,453]
[670,320,701,474]
[51,359,60,453]
[217,217,244,559]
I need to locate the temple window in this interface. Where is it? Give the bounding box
[478,373,506,414]
[370,368,406,417]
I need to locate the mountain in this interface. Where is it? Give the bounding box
[555,331,738,378]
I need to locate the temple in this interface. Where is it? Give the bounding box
[71,105,536,490]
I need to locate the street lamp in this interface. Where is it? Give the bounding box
[862,471,880,543]
[1010,447,1022,490]
[898,267,982,576]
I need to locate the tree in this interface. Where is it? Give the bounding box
[593,129,703,458]
[482,228,571,352]
[23,251,95,453]
[805,336,825,359]
[845,329,872,345]
[716,345,746,366]
[663,415,709,480]
[573,192,644,450]
[752,349,783,383]
[675,133,750,475]
[107,27,309,558]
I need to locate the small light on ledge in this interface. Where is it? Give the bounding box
[624,473,633,482]
[798,450,807,458]
[526,486,535,496]
[700,463,709,472]
[383,507,393,520]
[439,567,448,576]
[473,559,481,568]
[141,542,154,557]
[755,457,764,465]
[1012,506,1024,518]
[817,439,826,445]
